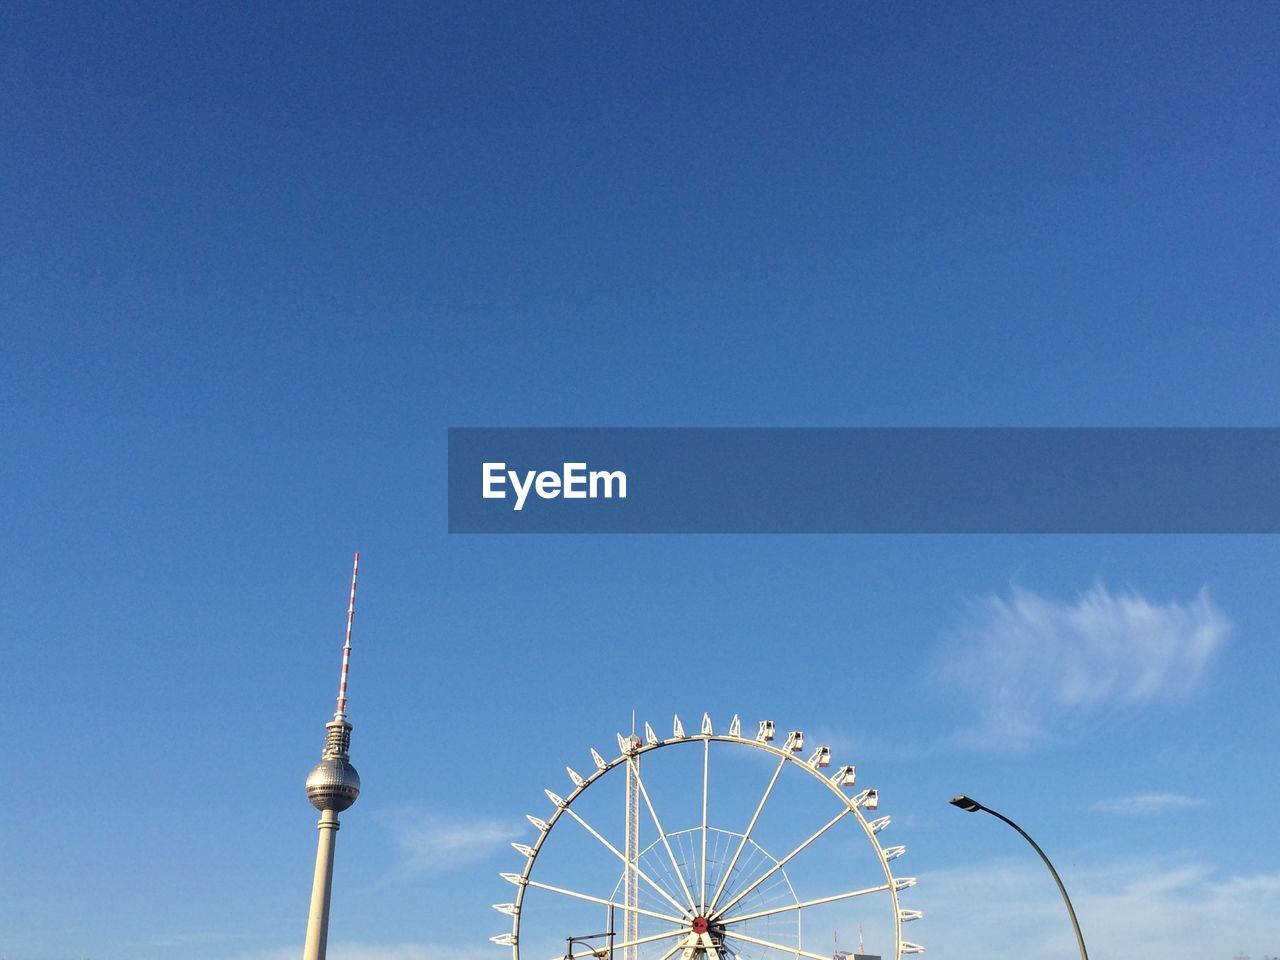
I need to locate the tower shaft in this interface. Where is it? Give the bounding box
[303,811,341,960]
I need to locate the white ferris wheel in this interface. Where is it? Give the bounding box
[492,715,923,960]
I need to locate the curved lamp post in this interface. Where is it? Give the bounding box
[949,795,1089,960]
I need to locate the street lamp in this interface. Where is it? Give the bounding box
[562,904,615,960]
[949,795,1089,960]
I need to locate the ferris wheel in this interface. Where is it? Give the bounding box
[491,715,923,960]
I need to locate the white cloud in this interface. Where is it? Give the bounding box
[922,857,1280,960]
[221,860,1280,960]
[327,943,497,960]
[379,807,522,875]
[933,582,1229,749]
[1092,792,1208,814]
[143,930,249,947]
[224,941,494,960]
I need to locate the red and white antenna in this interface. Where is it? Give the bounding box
[335,551,359,718]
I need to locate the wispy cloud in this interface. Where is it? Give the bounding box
[378,807,521,875]
[143,930,249,948]
[1092,792,1208,814]
[224,941,495,960]
[922,857,1280,960]
[329,943,495,960]
[224,860,1280,960]
[933,582,1229,750]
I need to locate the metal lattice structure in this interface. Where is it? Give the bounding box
[492,714,923,960]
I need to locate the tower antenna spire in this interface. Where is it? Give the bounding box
[335,551,359,718]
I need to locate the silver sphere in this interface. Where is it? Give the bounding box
[306,757,361,812]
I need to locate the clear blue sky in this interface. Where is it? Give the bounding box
[2,4,1278,959]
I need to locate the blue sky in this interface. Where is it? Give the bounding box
[2,3,1278,959]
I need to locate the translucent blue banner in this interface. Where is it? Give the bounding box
[447,428,1280,533]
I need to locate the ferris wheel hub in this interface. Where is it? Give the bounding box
[691,917,709,934]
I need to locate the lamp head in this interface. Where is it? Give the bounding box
[950,794,982,812]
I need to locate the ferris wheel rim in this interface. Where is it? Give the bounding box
[495,716,921,960]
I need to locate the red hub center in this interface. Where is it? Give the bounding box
[691,917,709,934]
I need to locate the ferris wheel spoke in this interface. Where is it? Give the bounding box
[653,941,685,960]
[630,756,699,912]
[700,737,710,913]
[727,931,835,960]
[523,878,687,926]
[712,808,851,919]
[719,882,893,925]
[556,928,687,960]
[613,930,687,951]
[707,754,787,915]
[559,803,693,918]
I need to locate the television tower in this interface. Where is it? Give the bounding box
[302,552,363,960]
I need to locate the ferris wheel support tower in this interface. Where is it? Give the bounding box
[624,728,641,960]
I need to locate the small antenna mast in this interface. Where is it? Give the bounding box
[335,551,359,718]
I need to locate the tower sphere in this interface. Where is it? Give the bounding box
[306,756,361,812]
